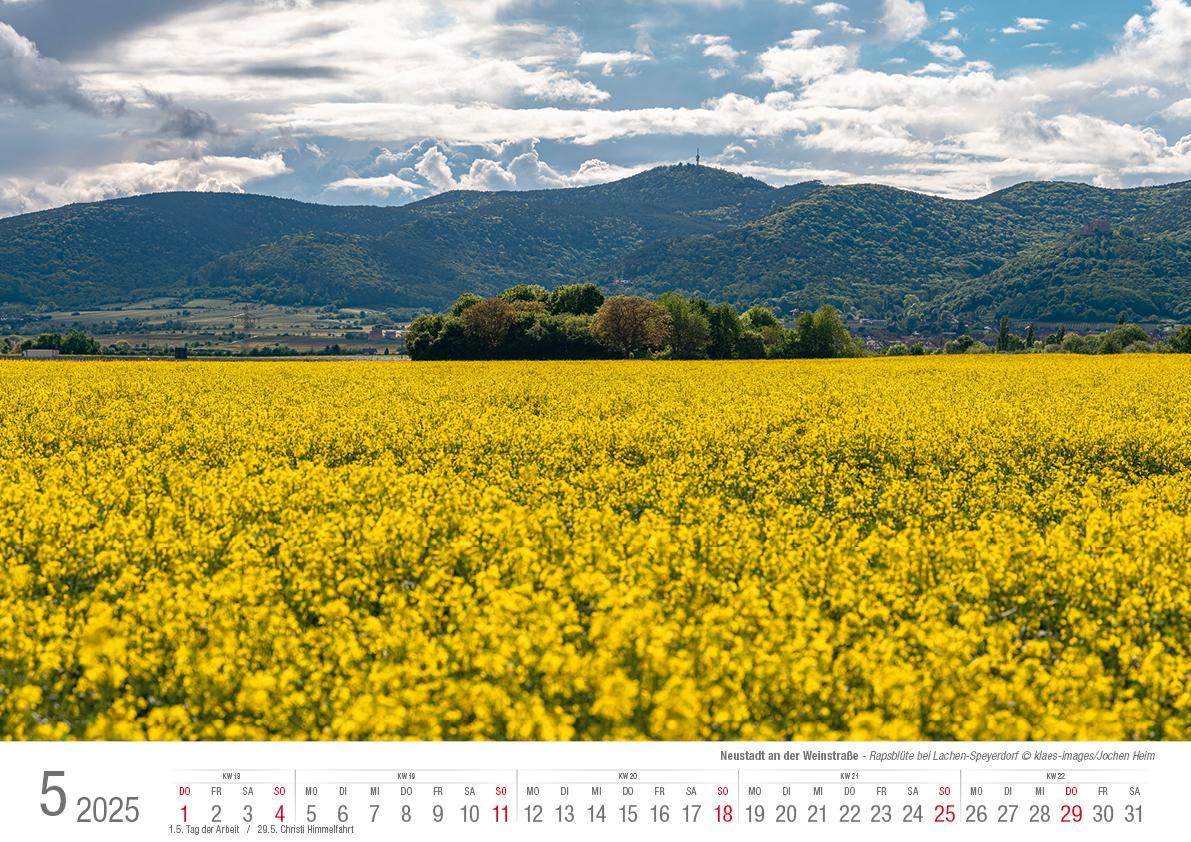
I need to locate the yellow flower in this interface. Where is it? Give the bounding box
[0,356,1187,741]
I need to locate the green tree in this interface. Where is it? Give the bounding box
[997,316,1010,352]
[787,312,814,356]
[32,332,63,350]
[1097,323,1149,354]
[546,283,604,315]
[1061,333,1098,354]
[406,315,477,360]
[60,330,100,355]
[760,324,786,356]
[944,334,976,354]
[449,293,482,317]
[788,305,859,359]
[405,314,445,358]
[1025,323,1035,348]
[901,293,925,330]
[1170,326,1191,353]
[591,296,671,358]
[735,331,766,359]
[658,293,711,359]
[707,303,741,359]
[499,284,548,303]
[1044,327,1067,346]
[741,305,780,332]
[433,318,471,358]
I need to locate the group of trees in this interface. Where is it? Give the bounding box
[13,299,1191,360]
[0,331,370,357]
[931,317,1191,356]
[3,330,102,354]
[1046,323,1187,355]
[406,283,861,361]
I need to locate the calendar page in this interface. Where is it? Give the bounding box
[0,741,1175,840]
[4,1,1191,840]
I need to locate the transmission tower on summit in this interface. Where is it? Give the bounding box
[696,148,700,166]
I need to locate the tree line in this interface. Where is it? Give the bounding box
[927,316,1191,356]
[8,331,102,355]
[0,332,368,357]
[406,283,861,361]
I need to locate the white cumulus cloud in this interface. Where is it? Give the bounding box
[812,3,848,16]
[1002,17,1051,35]
[925,42,965,62]
[1162,97,1191,118]
[882,0,928,41]
[5,0,1191,213]
[752,30,854,86]
[689,33,742,76]
[324,173,422,197]
[576,50,652,76]
[414,145,459,191]
[0,153,288,216]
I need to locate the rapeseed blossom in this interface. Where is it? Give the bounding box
[0,357,1188,740]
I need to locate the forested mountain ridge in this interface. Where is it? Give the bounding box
[0,166,820,309]
[615,178,1191,319]
[616,184,1025,315]
[975,180,1191,236]
[0,165,1187,320]
[190,169,823,307]
[0,192,395,307]
[943,229,1191,322]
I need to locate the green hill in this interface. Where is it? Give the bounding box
[0,166,1187,320]
[0,192,393,307]
[616,184,1027,314]
[616,178,1190,318]
[944,229,1191,322]
[191,168,822,307]
[0,165,819,309]
[975,180,1191,236]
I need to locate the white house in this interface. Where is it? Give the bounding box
[23,349,60,359]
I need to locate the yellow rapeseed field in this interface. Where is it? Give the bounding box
[1,357,1189,741]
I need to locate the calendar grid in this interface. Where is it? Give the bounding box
[0,740,1173,841]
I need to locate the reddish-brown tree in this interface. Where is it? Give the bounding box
[591,296,672,358]
[462,297,516,348]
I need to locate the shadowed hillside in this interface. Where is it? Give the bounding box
[1,166,1186,320]
[616,178,1190,319]
[0,166,819,309]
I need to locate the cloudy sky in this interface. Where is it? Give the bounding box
[1,0,1189,216]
